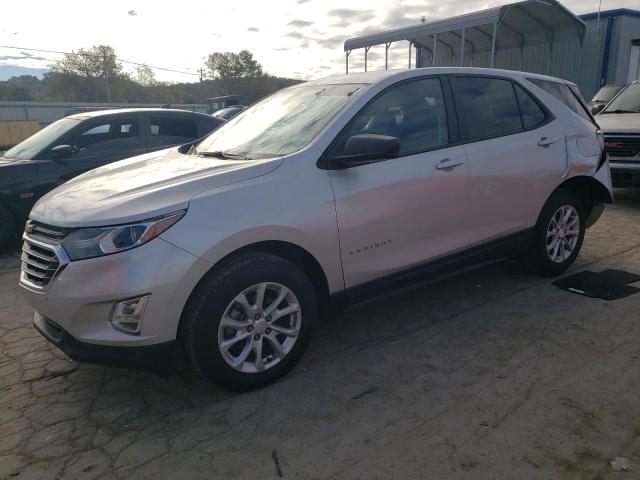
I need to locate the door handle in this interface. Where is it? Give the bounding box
[435,158,463,171]
[538,137,557,147]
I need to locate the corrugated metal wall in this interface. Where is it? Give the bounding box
[578,17,610,99]
[578,14,640,99]
[416,29,582,86]
[610,15,640,84]
[0,102,209,127]
[415,12,639,100]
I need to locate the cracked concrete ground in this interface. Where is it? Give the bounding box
[2,190,640,480]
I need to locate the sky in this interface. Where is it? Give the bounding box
[0,0,638,83]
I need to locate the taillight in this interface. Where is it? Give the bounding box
[596,130,605,151]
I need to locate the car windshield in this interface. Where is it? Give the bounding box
[592,85,623,102]
[196,83,365,159]
[602,83,640,113]
[4,117,81,160]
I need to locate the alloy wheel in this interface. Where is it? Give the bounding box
[546,205,580,263]
[217,282,302,373]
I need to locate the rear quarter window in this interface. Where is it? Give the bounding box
[529,78,592,121]
[514,85,547,129]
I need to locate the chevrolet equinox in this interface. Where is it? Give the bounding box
[19,68,613,390]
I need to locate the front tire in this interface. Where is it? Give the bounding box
[182,253,317,391]
[527,189,585,276]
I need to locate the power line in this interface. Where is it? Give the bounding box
[0,44,201,77]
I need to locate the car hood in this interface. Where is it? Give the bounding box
[30,148,283,227]
[595,113,640,134]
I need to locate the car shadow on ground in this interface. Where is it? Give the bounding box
[612,187,640,208]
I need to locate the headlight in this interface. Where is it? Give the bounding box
[61,211,185,261]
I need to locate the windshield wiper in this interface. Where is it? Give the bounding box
[199,151,253,160]
[602,109,637,114]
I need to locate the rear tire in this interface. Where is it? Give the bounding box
[527,189,585,276]
[182,252,317,391]
[0,204,17,254]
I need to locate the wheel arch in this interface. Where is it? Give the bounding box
[552,175,613,228]
[556,175,614,205]
[0,198,19,247]
[177,240,331,340]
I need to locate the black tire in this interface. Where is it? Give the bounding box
[0,204,17,254]
[182,252,317,391]
[527,189,586,276]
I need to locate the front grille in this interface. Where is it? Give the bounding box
[21,240,61,288]
[604,135,640,160]
[25,220,73,244]
[20,221,71,289]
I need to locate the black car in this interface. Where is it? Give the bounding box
[0,108,223,250]
[211,105,248,120]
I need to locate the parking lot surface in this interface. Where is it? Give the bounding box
[2,190,640,480]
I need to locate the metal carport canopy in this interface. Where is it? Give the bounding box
[344,6,504,51]
[343,0,586,73]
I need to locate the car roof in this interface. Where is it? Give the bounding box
[67,108,213,121]
[214,106,246,112]
[306,67,574,87]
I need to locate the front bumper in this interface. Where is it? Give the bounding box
[610,161,640,187]
[20,235,212,362]
[34,311,178,375]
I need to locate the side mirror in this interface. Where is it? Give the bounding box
[591,104,605,115]
[330,134,401,169]
[50,144,75,158]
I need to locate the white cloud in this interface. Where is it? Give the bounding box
[0,0,634,82]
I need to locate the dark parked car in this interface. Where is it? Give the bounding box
[211,105,248,120]
[588,84,625,114]
[0,108,223,250]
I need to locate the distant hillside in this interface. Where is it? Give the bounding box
[0,65,49,81]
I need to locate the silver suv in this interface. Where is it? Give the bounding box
[19,68,612,390]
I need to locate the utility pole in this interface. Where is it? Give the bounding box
[105,74,111,103]
[199,68,205,82]
[103,54,111,103]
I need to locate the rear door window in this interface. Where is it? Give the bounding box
[66,117,141,155]
[149,116,199,146]
[451,76,522,140]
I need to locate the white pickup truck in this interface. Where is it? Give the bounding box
[596,80,640,187]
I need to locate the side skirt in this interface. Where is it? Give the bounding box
[328,228,533,313]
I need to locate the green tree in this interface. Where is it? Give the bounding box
[53,45,123,79]
[205,50,264,94]
[135,64,157,87]
[52,45,124,101]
